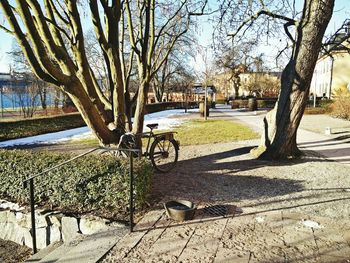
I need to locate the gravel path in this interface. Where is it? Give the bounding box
[151,140,350,220]
[103,140,350,262]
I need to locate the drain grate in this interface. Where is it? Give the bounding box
[203,204,228,217]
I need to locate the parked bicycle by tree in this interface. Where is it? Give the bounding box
[117,123,179,173]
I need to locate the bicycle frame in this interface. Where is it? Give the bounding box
[140,128,176,158]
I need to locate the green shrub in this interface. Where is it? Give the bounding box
[239,100,248,108]
[0,113,86,142]
[0,150,153,220]
[215,99,226,104]
[257,100,266,108]
[231,101,240,109]
[319,99,332,109]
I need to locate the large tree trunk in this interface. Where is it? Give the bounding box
[257,0,334,160]
[132,81,150,146]
[66,83,118,146]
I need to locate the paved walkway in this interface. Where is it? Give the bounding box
[103,210,350,262]
[101,106,350,263]
[212,105,350,164]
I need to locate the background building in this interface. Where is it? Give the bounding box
[311,19,350,98]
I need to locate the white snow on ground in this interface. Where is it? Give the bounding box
[0,109,198,148]
[0,200,24,211]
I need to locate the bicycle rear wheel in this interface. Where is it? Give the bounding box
[150,138,178,173]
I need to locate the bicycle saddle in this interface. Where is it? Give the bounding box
[146,123,158,129]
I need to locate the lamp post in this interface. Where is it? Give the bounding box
[204,82,207,120]
[0,85,3,118]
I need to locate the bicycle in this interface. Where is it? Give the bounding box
[117,123,180,173]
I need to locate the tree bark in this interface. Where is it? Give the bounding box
[258,0,334,160]
[67,82,119,145]
[133,81,150,139]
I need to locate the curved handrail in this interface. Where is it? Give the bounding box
[22,146,141,187]
[21,146,141,254]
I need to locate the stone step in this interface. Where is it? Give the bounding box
[26,226,128,263]
[25,241,63,262]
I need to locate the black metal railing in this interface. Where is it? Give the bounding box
[22,147,140,254]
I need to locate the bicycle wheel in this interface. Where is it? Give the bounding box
[150,137,178,173]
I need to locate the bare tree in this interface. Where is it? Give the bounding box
[214,43,257,97]
[219,0,334,159]
[152,36,196,102]
[241,73,280,97]
[125,1,207,137]
[0,0,207,146]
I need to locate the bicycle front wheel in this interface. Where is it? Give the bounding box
[150,138,178,173]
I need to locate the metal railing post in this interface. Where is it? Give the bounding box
[129,152,134,232]
[21,147,138,251]
[29,178,37,253]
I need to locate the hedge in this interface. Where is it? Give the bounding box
[144,101,198,114]
[0,149,153,220]
[0,113,85,142]
[230,98,277,109]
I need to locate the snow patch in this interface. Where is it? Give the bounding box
[0,200,24,211]
[0,109,196,147]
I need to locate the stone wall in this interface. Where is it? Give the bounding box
[0,202,117,249]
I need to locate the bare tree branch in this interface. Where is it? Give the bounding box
[227,9,296,39]
[0,24,14,34]
[0,0,60,85]
[47,0,70,25]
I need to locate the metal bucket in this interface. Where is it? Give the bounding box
[164,200,196,221]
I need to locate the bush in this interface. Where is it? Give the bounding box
[0,150,153,220]
[257,98,277,108]
[231,101,240,109]
[0,113,86,142]
[215,99,226,105]
[239,100,248,108]
[257,100,266,108]
[329,87,350,120]
[304,107,327,115]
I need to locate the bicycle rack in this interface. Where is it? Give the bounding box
[22,146,140,254]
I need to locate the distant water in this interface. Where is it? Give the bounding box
[0,92,56,109]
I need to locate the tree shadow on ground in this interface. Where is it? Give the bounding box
[150,145,322,206]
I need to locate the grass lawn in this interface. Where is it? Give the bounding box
[172,119,259,146]
[76,119,259,147]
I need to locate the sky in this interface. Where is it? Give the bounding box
[0,0,349,73]
[192,0,350,74]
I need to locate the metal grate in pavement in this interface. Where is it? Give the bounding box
[203,204,228,217]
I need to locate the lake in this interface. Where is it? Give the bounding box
[0,91,57,109]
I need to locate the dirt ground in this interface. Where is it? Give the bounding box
[150,140,350,221]
[0,239,32,263]
[102,140,350,262]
